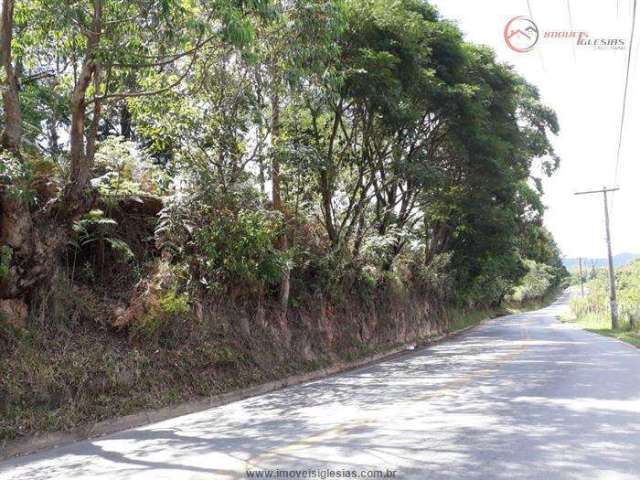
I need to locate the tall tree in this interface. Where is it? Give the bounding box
[0,0,32,325]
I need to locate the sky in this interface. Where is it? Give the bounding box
[430,0,639,259]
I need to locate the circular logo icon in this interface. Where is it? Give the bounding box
[504,16,539,52]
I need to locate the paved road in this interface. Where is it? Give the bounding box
[2,290,640,479]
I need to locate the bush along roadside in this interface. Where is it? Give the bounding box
[562,260,640,347]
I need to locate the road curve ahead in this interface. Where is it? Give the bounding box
[2,291,640,480]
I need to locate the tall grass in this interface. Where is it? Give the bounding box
[567,260,640,347]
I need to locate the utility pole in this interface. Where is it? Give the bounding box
[575,187,620,329]
[578,257,585,297]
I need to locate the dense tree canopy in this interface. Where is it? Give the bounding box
[0,0,567,326]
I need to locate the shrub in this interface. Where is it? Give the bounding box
[92,137,168,197]
[409,252,453,299]
[509,260,555,304]
[131,288,190,340]
[0,152,34,205]
[193,209,286,291]
[358,265,379,290]
[570,260,640,329]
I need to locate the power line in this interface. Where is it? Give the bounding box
[526,0,546,71]
[614,0,637,183]
[566,0,576,61]
[526,0,534,18]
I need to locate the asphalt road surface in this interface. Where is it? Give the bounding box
[2,290,640,480]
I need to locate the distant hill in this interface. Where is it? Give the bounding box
[563,253,639,271]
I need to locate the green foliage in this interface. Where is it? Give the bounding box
[158,288,190,317]
[131,288,190,340]
[203,345,243,366]
[72,209,117,239]
[508,260,556,304]
[448,306,499,333]
[124,0,565,307]
[0,152,34,205]
[93,137,167,197]
[571,260,640,329]
[2,0,565,311]
[71,209,134,264]
[0,245,13,280]
[409,252,453,300]
[357,265,379,291]
[154,194,195,258]
[193,209,287,291]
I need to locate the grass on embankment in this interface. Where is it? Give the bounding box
[0,286,562,445]
[562,260,640,349]
[448,307,503,333]
[559,310,640,348]
[448,288,563,333]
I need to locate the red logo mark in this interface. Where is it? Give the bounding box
[504,16,539,53]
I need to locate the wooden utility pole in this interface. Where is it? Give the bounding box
[575,187,620,329]
[578,257,585,297]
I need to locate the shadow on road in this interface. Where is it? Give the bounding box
[2,294,640,479]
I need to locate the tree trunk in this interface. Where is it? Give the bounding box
[0,0,21,153]
[48,114,59,157]
[319,170,337,245]
[64,0,102,210]
[271,91,282,212]
[424,216,430,265]
[85,65,102,166]
[319,109,341,246]
[1,0,104,326]
[120,103,132,139]
[271,89,290,322]
[0,0,31,327]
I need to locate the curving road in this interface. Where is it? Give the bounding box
[2,290,640,479]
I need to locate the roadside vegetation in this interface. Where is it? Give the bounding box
[1,0,567,443]
[565,260,640,347]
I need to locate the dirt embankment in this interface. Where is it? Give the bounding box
[1,198,455,445]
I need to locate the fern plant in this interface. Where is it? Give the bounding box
[69,209,134,281]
